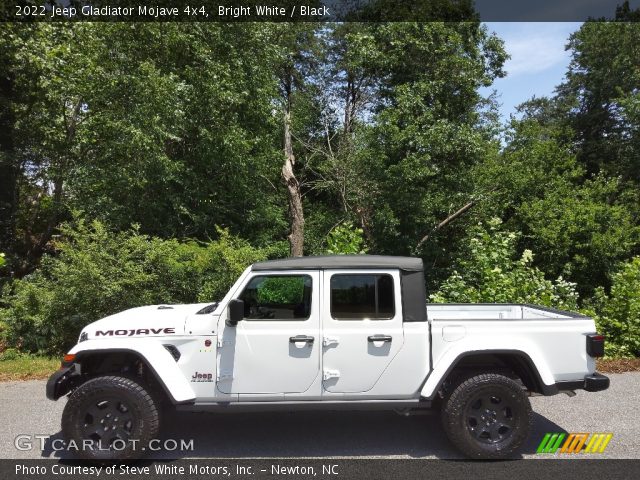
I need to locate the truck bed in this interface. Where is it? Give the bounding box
[424,303,596,386]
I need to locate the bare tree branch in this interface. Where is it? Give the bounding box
[415,186,500,250]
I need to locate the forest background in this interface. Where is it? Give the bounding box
[1,3,639,359]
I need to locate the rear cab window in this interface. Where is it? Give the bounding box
[330,274,395,320]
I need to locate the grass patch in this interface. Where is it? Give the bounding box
[597,357,640,373]
[0,355,60,381]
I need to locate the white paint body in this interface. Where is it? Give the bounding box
[70,266,597,405]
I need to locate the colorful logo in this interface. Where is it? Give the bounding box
[536,433,613,454]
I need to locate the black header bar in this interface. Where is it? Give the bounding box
[2,0,640,22]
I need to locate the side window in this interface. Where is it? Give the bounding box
[239,275,312,321]
[330,274,395,320]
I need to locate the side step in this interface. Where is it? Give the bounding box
[176,399,431,413]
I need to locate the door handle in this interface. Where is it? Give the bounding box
[368,335,392,343]
[290,335,315,344]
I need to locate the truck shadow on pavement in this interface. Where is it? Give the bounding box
[42,410,565,460]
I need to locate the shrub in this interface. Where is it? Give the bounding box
[0,219,273,354]
[430,218,579,310]
[0,347,20,361]
[589,257,640,357]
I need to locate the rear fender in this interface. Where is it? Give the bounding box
[420,341,554,399]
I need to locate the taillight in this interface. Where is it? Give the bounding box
[586,334,605,357]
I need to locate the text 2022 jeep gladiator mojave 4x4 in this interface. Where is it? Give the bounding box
[46,255,609,460]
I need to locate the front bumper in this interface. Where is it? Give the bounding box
[45,365,76,400]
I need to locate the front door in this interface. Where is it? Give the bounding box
[321,270,404,393]
[216,271,320,394]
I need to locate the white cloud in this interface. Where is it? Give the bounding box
[487,23,580,77]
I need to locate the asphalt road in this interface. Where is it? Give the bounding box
[1,373,639,460]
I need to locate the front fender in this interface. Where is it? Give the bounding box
[68,339,196,403]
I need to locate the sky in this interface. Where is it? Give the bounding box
[481,22,583,122]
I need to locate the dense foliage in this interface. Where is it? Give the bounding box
[1,10,639,355]
[0,221,275,353]
[589,257,640,357]
[256,277,307,305]
[430,219,579,309]
[326,223,368,255]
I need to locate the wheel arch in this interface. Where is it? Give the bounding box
[69,343,195,404]
[422,349,556,400]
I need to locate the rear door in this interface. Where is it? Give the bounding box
[216,271,320,394]
[321,269,404,393]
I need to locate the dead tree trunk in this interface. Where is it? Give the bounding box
[282,79,304,257]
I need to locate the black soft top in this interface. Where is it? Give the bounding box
[252,255,424,272]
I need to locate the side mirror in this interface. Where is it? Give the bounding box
[227,299,245,326]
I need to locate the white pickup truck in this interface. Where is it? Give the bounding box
[46,255,609,460]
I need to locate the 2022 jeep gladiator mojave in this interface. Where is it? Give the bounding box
[46,255,609,460]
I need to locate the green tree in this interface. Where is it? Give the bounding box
[558,15,640,183]
[0,26,19,270]
[370,23,506,292]
[430,219,579,309]
[326,222,368,254]
[519,175,638,296]
[309,22,508,288]
[67,24,287,244]
[475,116,639,297]
[1,23,291,276]
[0,24,88,275]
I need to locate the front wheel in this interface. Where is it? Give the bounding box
[61,375,160,460]
[441,372,532,459]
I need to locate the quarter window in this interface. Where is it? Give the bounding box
[239,275,312,320]
[330,274,395,320]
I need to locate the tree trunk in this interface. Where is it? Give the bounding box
[282,83,304,257]
[343,73,361,136]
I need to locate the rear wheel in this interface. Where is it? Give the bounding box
[62,375,159,460]
[441,372,532,459]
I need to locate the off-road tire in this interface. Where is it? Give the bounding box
[441,372,532,459]
[61,375,160,460]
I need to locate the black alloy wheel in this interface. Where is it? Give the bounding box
[61,375,159,460]
[465,391,516,444]
[441,372,532,459]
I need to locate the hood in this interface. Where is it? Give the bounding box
[79,303,216,341]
